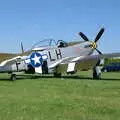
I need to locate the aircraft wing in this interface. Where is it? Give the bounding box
[72,52,120,71]
[0,56,26,67]
[49,52,120,73]
[48,57,72,69]
[74,52,120,63]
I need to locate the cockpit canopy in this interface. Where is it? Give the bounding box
[31,39,68,51]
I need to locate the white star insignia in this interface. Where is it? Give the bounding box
[32,54,41,65]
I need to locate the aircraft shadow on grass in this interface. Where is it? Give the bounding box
[0,74,120,81]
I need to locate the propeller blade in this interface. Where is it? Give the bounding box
[78,32,89,41]
[95,48,102,55]
[94,28,105,43]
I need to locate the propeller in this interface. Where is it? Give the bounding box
[94,28,104,43]
[95,48,102,55]
[78,28,105,55]
[78,32,89,41]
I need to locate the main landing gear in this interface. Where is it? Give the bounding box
[93,60,101,80]
[93,67,101,80]
[54,72,61,78]
[10,74,16,81]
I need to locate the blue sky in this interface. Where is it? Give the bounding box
[0,0,120,53]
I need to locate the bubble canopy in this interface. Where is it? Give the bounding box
[32,39,57,49]
[31,39,68,51]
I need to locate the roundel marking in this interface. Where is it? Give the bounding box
[30,52,43,67]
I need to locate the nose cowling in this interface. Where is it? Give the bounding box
[79,28,104,55]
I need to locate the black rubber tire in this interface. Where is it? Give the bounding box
[54,73,61,78]
[10,74,16,81]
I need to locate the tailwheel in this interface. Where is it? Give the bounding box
[10,74,16,81]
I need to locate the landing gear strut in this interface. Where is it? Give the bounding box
[53,66,62,78]
[93,67,101,80]
[54,72,61,78]
[10,74,16,81]
[93,60,101,80]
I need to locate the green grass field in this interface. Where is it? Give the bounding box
[0,71,120,120]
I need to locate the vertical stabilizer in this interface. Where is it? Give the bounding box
[21,42,24,54]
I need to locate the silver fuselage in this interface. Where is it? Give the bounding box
[0,41,94,73]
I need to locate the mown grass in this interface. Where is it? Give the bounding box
[0,71,120,120]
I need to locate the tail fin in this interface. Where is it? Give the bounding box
[21,42,24,54]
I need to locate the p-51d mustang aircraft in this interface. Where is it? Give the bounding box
[0,28,120,80]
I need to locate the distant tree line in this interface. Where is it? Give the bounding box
[104,58,120,65]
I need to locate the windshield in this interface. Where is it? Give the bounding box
[31,39,57,49]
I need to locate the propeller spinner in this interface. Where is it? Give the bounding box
[78,28,105,55]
